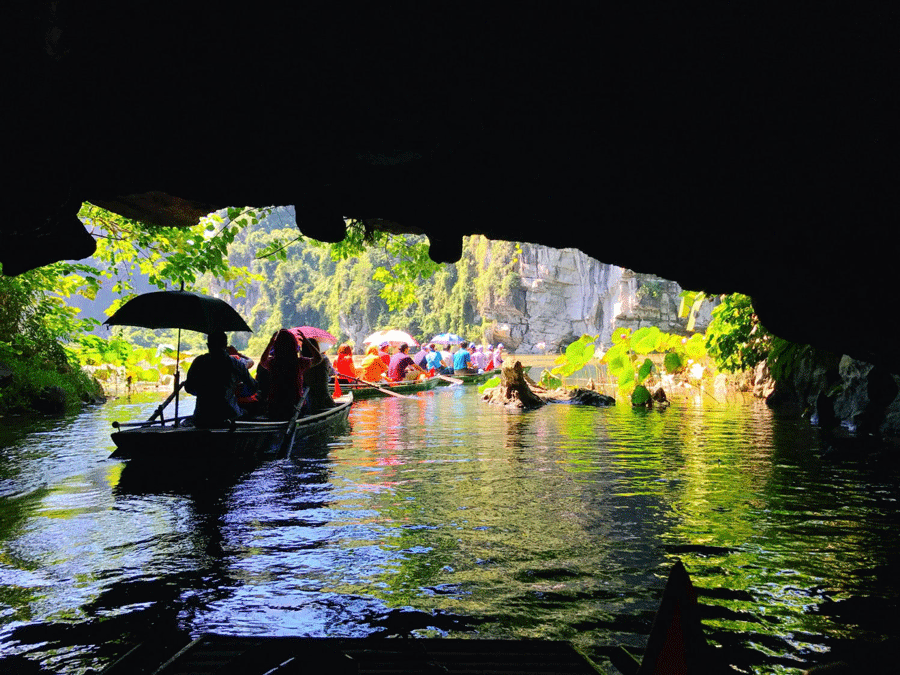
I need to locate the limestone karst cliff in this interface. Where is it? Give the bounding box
[483,243,712,353]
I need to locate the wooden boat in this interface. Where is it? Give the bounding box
[435,369,500,386]
[328,376,440,399]
[110,393,353,462]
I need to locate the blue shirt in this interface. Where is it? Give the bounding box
[453,349,471,370]
[425,350,443,370]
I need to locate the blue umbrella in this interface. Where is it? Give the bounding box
[431,332,463,345]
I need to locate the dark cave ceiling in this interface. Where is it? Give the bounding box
[6,3,897,369]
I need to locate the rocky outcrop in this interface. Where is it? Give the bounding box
[765,349,900,441]
[483,245,712,353]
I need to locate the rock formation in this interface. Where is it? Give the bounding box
[485,245,712,353]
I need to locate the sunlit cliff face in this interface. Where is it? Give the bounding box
[6,4,897,371]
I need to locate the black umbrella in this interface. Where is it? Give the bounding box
[103,290,252,334]
[103,290,252,425]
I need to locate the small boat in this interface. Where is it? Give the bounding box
[436,369,501,386]
[110,393,353,463]
[329,376,440,399]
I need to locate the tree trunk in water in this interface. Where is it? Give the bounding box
[482,360,546,409]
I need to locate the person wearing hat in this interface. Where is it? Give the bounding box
[377,341,392,367]
[184,331,258,427]
[493,343,505,370]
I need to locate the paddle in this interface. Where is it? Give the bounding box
[341,375,419,400]
[277,388,309,459]
[436,374,464,385]
[147,380,186,423]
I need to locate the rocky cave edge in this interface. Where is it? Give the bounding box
[7,4,899,436]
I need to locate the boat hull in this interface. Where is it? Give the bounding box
[329,376,440,399]
[436,369,500,385]
[110,394,352,462]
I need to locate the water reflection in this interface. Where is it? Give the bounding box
[0,391,898,673]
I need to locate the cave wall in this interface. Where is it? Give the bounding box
[6,3,897,371]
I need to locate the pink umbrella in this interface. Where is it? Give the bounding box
[363,329,419,347]
[288,326,338,351]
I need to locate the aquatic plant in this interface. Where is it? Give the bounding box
[601,327,707,405]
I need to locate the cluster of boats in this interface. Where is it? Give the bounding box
[102,290,502,466]
[110,371,498,464]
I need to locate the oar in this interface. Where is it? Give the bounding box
[342,375,419,400]
[277,388,309,459]
[435,374,464,385]
[147,380,186,423]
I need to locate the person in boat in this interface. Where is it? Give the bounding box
[184,331,258,428]
[424,343,446,374]
[333,343,358,383]
[413,344,429,369]
[471,345,488,372]
[439,344,454,375]
[359,344,389,382]
[377,341,392,367]
[493,343,504,370]
[227,345,260,414]
[453,340,477,375]
[302,337,335,411]
[264,328,322,420]
[388,342,427,382]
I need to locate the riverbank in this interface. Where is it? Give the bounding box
[0,355,106,415]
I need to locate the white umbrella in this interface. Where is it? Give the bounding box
[363,329,419,347]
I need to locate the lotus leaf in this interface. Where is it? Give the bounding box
[631,384,651,406]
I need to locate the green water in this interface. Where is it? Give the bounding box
[0,388,897,673]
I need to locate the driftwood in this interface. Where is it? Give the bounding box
[481,361,547,409]
[481,360,616,408]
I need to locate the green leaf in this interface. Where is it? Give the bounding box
[684,333,707,359]
[663,352,683,373]
[602,342,630,373]
[632,326,662,354]
[637,358,653,383]
[617,375,636,396]
[478,376,501,394]
[631,385,651,406]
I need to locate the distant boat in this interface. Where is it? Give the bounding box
[329,376,440,399]
[435,369,500,386]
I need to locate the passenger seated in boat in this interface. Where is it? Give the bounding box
[359,344,389,382]
[302,337,335,411]
[264,328,322,420]
[184,331,258,428]
[227,345,260,414]
[453,341,477,375]
[388,343,427,382]
[334,343,358,383]
[377,341,392,366]
[424,343,447,374]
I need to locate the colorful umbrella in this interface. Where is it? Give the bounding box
[431,332,463,345]
[363,329,419,347]
[288,326,338,351]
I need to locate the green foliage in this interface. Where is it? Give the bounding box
[478,376,501,394]
[549,334,599,380]
[602,326,707,405]
[704,293,772,373]
[82,203,267,312]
